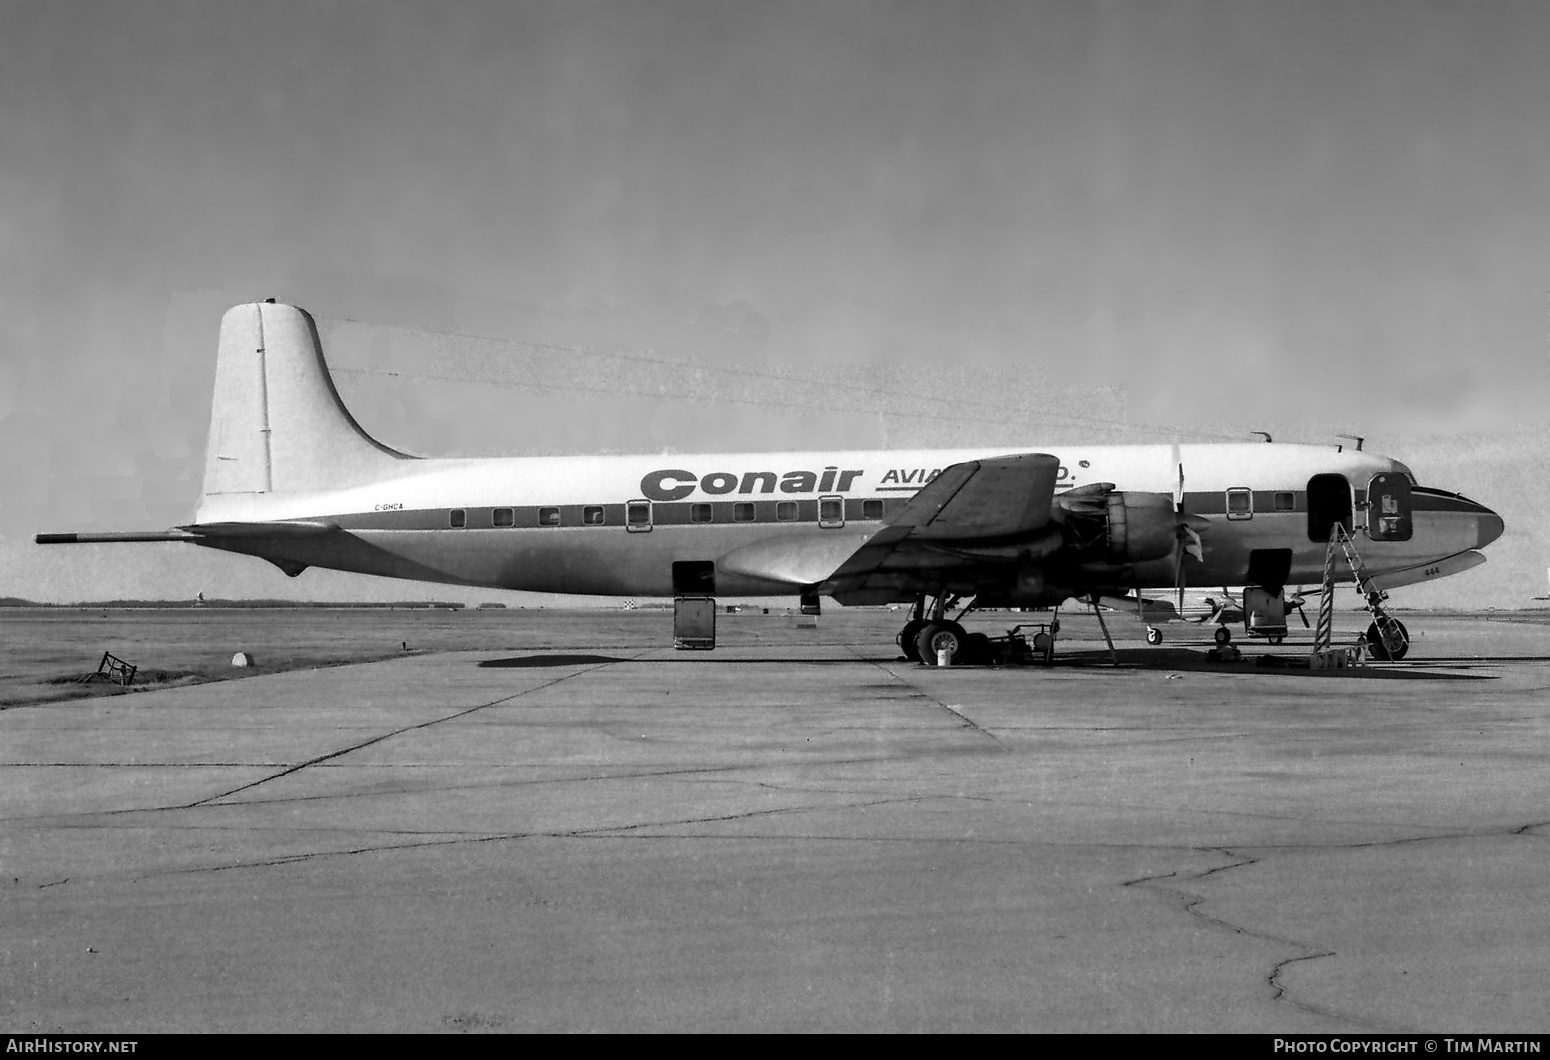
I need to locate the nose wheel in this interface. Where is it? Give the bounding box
[1365,618,1410,660]
[1145,626,1163,646]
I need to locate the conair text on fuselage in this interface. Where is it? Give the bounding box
[640,462,1078,501]
[641,467,872,501]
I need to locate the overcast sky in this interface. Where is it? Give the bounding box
[1,0,1546,607]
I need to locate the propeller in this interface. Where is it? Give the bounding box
[1285,587,1312,628]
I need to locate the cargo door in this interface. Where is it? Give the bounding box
[673,596,717,650]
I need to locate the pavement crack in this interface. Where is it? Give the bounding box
[1125,846,1408,1033]
[185,660,628,808]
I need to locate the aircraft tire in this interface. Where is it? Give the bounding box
[1390,620,1410,660]
[898,619,928,661]
[916,621,966,667]
[1269,635,1284,646]
[1366,620,1410,661]
[1146,627,1163,646]
[1213,626,1232,646]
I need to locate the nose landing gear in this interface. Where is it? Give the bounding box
[1365,617,1411,660]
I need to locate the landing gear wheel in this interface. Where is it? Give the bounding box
[1268,635,1284,646]
[1366,620,1410,661]
[1213,626,1232,646]
[916,621,967,667]
[898,619,928,661]
[1146,626,1163,646]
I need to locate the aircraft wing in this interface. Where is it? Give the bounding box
[880,453,1063,541]
[717,453,1063,593]
[822,453,1063,595]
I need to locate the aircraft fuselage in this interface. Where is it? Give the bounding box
[190,442,1500,600]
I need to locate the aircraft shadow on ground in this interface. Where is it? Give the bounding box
[471,648,1503,680]
[1051,647,1499,680]
[478,654,629,668]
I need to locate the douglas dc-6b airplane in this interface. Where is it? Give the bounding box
[37,301,1504,664]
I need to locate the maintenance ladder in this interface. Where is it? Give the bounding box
[1312,524,1407,662]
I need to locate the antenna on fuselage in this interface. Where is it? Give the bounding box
[1336,433,1365,452]
[1251,431,1272,443]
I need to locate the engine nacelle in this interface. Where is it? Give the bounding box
[1105,492,1178,563]
[1055,488,1177,564]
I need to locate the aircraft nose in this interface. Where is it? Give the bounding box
[1477,510,1504,549]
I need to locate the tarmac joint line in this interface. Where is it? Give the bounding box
[855,651,1012,750]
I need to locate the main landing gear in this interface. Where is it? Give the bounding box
[896,594,1047,667]
[898,595,970,665]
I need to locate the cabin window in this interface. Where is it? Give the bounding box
[1274,492,1295,512]
[449,509,466,528]
[583,506,604,526]
[862,499,884,520]
[819,496,844,529]
[538,507,560,527]
[690,503,713,524]
[492,507,514,527]
[733,502,755,522]
[776,501,798,522]
[626,499,652,532]
[1226,488,1252,520]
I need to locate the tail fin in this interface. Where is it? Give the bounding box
[201,301,413,497]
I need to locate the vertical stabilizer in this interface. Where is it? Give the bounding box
[202,302,412,496]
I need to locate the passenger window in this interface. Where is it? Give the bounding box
[1226,488,1252,520]
[690,503,713,523]
[1274,492,1295,512]
[583,506,604,526]
[776,501,798,522]
[493,507,514,527]
[626,500,652,532]
[538,507,560,527]
[862,499,884,520]
[733,503,755,522]
[449,509,466,528]
[819,496,844,529]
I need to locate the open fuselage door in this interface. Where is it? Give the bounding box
[1365,472,1413,542]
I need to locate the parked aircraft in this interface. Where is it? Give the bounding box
[36,301,1504,664]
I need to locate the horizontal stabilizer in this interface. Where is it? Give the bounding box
[1099,594,1180,621]
[36,531,198,545]
[180,521,338,539]
[36,521,337,545]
